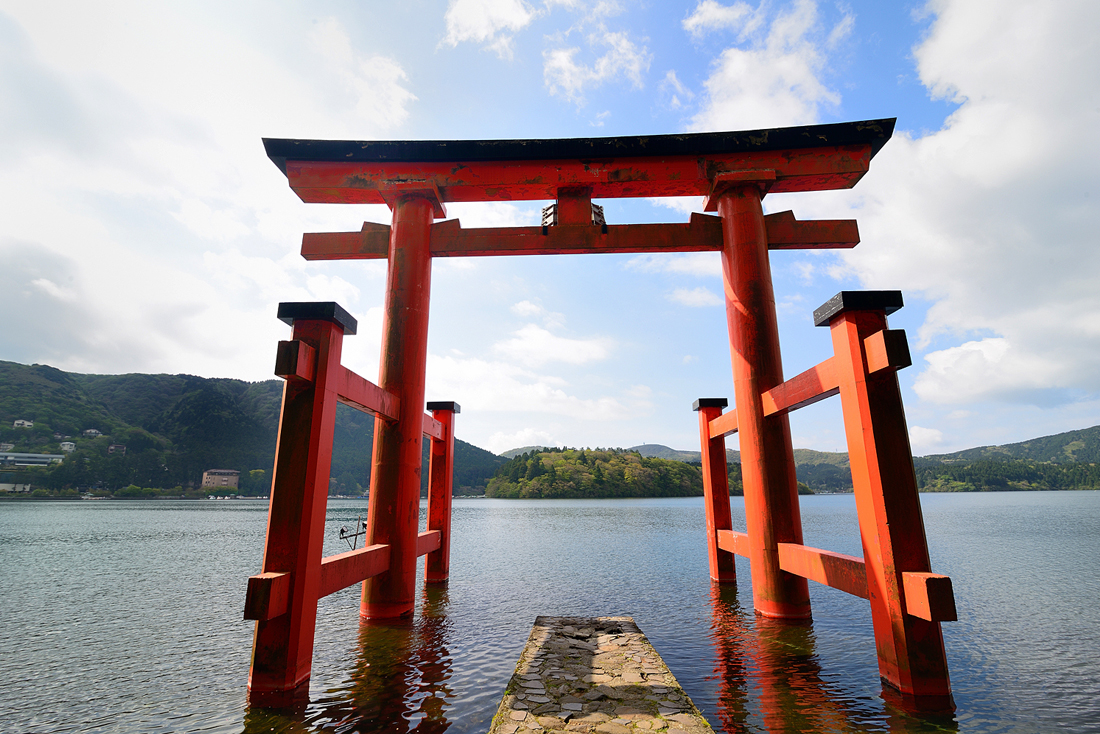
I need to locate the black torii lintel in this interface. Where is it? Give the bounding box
[262,119,896,175]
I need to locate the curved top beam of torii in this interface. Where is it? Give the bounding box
[262,118,894,261]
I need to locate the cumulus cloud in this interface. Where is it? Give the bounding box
[658,70,695,110]
[445,201,541,228]
[908,426,945,454]
[0,6,412,381]
[683,0,765,39]
[493,324,613,367]
[825,0,1100,408]
[441,0,537,59]
[669,286,723,307]
[309,18,417,131]
[625,252,721,278]
[544,29,651,104]
[427,353,631,420]
[689,0,844,130]
[484,427,560,455]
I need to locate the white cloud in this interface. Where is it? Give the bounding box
[914,338,1070,406]
[493,324,613,367]
[484,427,560,455]
[309,19,417,131]
[0,7,410,380]
[625,252,721,278]
[826,0,1100,408]
[908,426,945,454]
[512,300,545,317]
[669,286,723,307]
[31,277,78,303]
[683,1,764,39]
[690,0,840,131]
[544,30,651,104]
[659,70,695,110]
[426,353,631,419]
[647,196,705,215]
[446,201,541,228]
[441,0,537,59]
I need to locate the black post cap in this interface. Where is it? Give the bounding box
[813,291,903,327]
[426,401,461,414]
[693,398,728,411]
[277,302,357,335]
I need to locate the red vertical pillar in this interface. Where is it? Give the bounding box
[425,401,459,583]
[821,291,952,700]
[248,302,356,695]
[717,186,811,619]
[362,195,435,618]
[694,398,736,583]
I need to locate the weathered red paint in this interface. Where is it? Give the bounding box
[828,306,953,699]
[283,145,874,205]
[759,358,839,418]
[762,210,859,249]
[417,530,442,556]
[776,543,868,600]
[244,572,291,621]
[361,195,435,619]
[247,316,344,696]
[319,544,391,599]
[694,400,736,582]
[717,185,811,620]
[716,528,750,557]
[426,404,458,583]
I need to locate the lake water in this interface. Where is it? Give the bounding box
[1,492,1098,733]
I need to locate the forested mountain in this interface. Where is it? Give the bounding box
[0,360,503,495]
[486,448,709,499]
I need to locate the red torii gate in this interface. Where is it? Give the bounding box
[244,118,956,704]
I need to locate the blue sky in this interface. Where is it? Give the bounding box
[2,0,1098,456]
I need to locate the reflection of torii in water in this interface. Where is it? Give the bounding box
[243,119,956,707]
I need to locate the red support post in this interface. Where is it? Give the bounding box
[820,291,952,701]
[717,185,811,620]
[694,398,736,583]
[361,195,436,618]
[247,302,357,696]
[425,402,459,583]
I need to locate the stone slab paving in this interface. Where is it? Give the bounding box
[487,616,714,734]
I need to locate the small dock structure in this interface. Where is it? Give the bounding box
[490,616,714,734]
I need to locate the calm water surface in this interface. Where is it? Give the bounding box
[1,492,1097,733]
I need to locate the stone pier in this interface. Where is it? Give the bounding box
[488,616,714,734]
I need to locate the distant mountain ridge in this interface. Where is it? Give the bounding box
[502,426,1100,493]
[0,360,504,494]
[921,425,1100,464]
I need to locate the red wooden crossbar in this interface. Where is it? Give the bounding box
[707,335,909,439]
[301,211,858,261]
[244,530,448,621]
[715,529,954,622]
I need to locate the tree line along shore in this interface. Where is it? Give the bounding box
[2,360,1099,499]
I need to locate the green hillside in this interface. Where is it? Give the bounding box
[484,447,814,499]
[0,360,504,497]
[922,425,1100,464]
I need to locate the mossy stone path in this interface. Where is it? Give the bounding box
[488,616,714,734]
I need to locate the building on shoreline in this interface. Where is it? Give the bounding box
[202,469,239,490]
[0,452,64,467]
